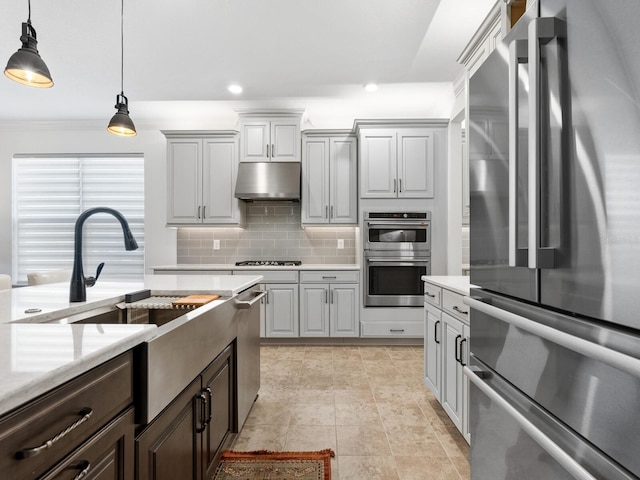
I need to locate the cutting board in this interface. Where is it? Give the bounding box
[171,294,220,307]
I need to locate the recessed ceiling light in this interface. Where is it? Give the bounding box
[228,84,243,94]
[364,83,378,93]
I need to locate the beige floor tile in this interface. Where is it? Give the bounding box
[332,371,370,387]
[436,427,470,460]
[283,425,337,451]
[336,425,391,456]
[384,424,449,457]
[231,424,288,452]
[289,403,336,426]
[297,372,335,388]
[395,455,462,480]
[451,455,471,480]
[377,402,428,428]
[338,455,399,480]
[243,399,292,426]
[335,402,382,426]
[386,346,419,360]
[333,386,376,404]
[358,347,392,360]
[287,387,335,404]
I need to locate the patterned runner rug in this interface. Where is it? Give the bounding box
[212,449,335,480]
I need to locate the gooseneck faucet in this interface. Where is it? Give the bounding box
[70,207,138,302]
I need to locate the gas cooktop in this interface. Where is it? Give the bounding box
[235,260,302,267]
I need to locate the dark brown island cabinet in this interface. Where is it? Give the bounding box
[0,352,136,480]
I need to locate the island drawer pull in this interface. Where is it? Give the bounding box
[16,407,93,459]
[235,291,267,309]
[72,460,91,480]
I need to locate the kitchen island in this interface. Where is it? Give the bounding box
[0,274,263,480]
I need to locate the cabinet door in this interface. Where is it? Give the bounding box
[270,119,300,162]
[265,284,299,337]
[397,129,434,198]
[202,137,242,225]
[167,139,202,224]
[360,130,397,198]
[240,121,269,162]
[136,378,200,480]
[441,312,464,432]
[300,284,330,337]
[329,137,357,224]
[424,305,442,401]
[462,324,470,444]
[202,348,233,480]
[301,137,329,224]
[330,284,359,337]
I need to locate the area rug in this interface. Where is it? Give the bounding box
[212,449,335,480]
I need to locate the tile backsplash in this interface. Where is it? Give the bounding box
[177,202,357,265]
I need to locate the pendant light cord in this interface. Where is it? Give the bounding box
[120,0,124,95]
[27,0,31,23]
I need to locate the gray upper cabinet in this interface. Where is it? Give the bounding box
[301,132,357,225]
[355,121,446,199]
[238,113,302,162]
[164,131,245,226]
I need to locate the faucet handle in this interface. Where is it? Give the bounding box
[85,262,105,288]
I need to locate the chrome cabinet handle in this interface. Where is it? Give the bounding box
[325,289,328,303]
[197,206,201,219]
[235,291,267,309]
[272,144,275,157]
[202,206,206,219]
[398,178,402,192]
[434,320,440,344]
[325,205,329,219]
[464,296,640,380]
[393,178,397,193]
[389,328,405,333]
[205,387,213,425]
[459,338,467,367]
[322,276,337,280]
[508,38,528,267]
[72,460,91,480]
[195,391,208,433]
[330,205,334,218]
[465,366,598,480]
[455,334,462,363]
[16,407,93,459]
[453,305,468,315]
[330,289,334,304]
[425,292,436,298]
[266,144,270,158]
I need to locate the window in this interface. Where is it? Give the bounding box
[12,155,144,284]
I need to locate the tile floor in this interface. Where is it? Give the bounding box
[231,345,470,479]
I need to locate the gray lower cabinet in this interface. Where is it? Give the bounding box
[265,283,299,337]
[424,280,471,444]
[299,271,360,338]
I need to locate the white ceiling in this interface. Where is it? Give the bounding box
[0,0,496,124]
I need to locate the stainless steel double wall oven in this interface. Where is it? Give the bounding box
[363,212,431,307]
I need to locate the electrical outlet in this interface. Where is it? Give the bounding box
[213,239,220,250]
[337,239,344,249]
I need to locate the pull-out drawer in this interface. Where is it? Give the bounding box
[0,352,133,479]
[300,270,359,283]
[442,289,469,323]
[423,282,442,307]
[361,321,424,338]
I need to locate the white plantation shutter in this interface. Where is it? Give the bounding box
[13,155,145,284]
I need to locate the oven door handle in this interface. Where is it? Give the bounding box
[366,221,428,227]
[365,258,430,263]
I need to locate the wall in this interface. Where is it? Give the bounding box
[176,202,357,265]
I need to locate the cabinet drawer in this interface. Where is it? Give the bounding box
[360,321,424,338]
[300,270,359,283]
[442,289,470,323]
[0,352,134,479]
[40,407,134,480]
[423,282,442,307]
[235,270,298,283]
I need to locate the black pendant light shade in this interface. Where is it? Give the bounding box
[4,20,53,88]
[107,93,136,137]
[108,0,136,137]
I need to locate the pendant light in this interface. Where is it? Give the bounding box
[107,0,136,137]
[4,0,53,88]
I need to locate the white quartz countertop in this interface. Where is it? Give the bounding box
[0,273,262,416]
[421,275,478,296]
[153,263,360,271]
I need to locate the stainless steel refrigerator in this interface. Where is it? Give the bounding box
[467,0,640,478]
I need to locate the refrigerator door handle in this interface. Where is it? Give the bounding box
[508,39,528,267]
[465,296,640,380]
[464,365,598,480]
[528,17,565,269]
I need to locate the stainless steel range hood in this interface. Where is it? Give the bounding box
[234,162,301,201]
